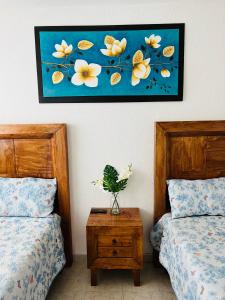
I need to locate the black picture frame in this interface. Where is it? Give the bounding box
[34,23,185,103]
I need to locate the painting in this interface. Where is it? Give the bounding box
[34,24,184,103]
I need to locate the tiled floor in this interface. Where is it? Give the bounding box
[47,256,177,300]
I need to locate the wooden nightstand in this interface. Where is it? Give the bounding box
[86,208,144,286]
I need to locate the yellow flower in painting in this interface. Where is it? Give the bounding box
[100,35,127,57]
[163,46,175,57]
[52,40,73,58]
[145,34,161,48]
[52,71,64,84]
[161,68,170,77]
[71,59,101,88]
[131,50,151,86]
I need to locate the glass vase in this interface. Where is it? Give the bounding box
[111,193,120,215]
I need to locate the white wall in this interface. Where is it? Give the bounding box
[0,0,225,255]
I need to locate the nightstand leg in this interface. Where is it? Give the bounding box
[91,269,97,286]
[132,270,140,286]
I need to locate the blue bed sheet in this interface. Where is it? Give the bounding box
[151,213,225,300]
[0,214,65,300]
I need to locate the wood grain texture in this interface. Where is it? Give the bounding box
[133,270,141,286]
[98,235,133,247]
[14,139,53,178]
[98,246,133,258]
[87,208,142,227]
[90,269,97,286]
[51,125,73,266]
[157,121,225,135]
[169,136,207,178]
[0,140,15,176]
[86,208,143,286]
[0,124,72,266]
[91,258,141,269]
[154,121,225,224]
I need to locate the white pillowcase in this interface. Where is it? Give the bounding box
[0,177,57,217]
[167,177,225,219]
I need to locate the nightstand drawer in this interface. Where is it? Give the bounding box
[98,235,133,247]
[98,246,133,258]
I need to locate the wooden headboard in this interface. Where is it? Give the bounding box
[0,124,73,266]
[154,121,225,223]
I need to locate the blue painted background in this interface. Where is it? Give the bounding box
[39,28,179,98]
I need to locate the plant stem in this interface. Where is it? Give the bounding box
[150,62,177,66]
[42,61,130,71]
[111,192,120,214]
[42,60,177,71]
[42,61,72,68]
[102,65,129,71]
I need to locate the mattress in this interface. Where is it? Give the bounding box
[0,214,65,300]
[151,213,225,300]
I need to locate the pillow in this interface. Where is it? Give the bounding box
[0,177,57,217]
[167,177,225,219]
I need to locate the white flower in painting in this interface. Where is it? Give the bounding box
[145,34,161,48]
[118,164,132,181]
[71,59,102,88]
[100,35,127,57]
[131,50,151,86]
[52,40,73,58]
[161,68,171,77]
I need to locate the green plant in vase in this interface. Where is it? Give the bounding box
[92,164,132,215]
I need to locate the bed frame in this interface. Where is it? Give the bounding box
[0,124,73,266]
[154,120,225,263]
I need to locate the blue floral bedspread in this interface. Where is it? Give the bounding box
[151,213,225,300]
[0,214,65,300]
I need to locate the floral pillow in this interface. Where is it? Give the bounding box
[0,177,57,217]
[167,177,225,219]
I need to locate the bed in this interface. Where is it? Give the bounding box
[0,124,73,299]
[151,121,225,300]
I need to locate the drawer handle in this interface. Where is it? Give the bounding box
[112,238,117,245]
[112,250,117,256]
